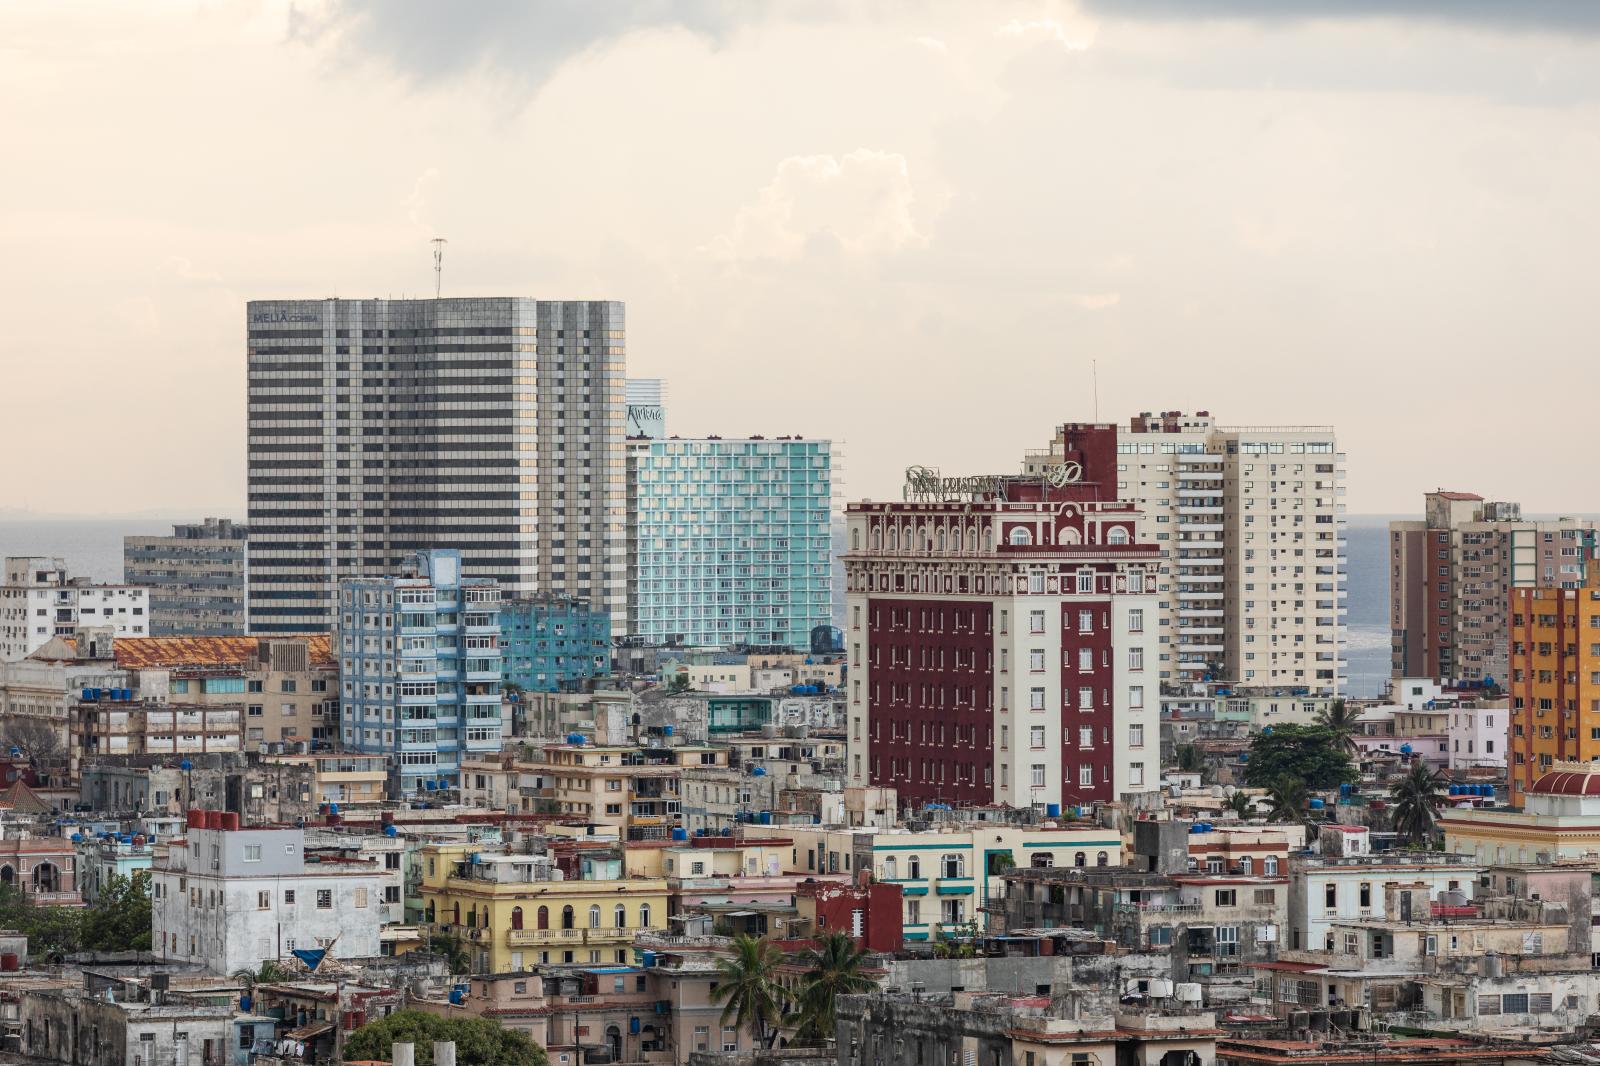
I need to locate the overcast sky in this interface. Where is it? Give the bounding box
[3,1,1598,517]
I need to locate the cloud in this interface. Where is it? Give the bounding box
[705,149,930,263]
[911,35,948,54]
[404,167,441,229]
[1068,292,1120,310]
[290,0,781,91]
[994,18,1094,51]
[1076,1,1600,34]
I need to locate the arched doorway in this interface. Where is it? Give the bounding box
[31,864,58,894]
[605,1025,622,1063]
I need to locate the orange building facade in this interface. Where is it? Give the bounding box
[1508,571,1600,805]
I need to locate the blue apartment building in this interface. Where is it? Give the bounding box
[337,550,504,796]
[500,595,612,692]
[626,436,833,648]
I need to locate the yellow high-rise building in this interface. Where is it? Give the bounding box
[1508,570,1600,805]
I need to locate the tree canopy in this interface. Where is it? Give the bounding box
[344,1011,549,1066]
[80,872,152,952]
[1243,725,1355,790]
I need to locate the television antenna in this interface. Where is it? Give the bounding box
[431,238,448,299]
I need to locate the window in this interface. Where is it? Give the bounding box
[1128,647,1143,671]
[1129,762,1144,786]
[1079,764,1093,786]
[1324,884,1337,909]
[1129,723,1144,748]
[1029,610,1045,634]
[257,891,270,910]
[1215,889,1237,907]
[316,890,332,910]
[1078,610,1093,633]
[1029,649,1045,672]
[1029,687,1045,711]
[243,845,262,862]
[1128,685,1144,709]
[1500,993,1530,1014]
[942,853,965,878]
[1030,763,1046,788]
[723,1027,739,1053]
[1078,686,1093,710]
[1030,726,1045,749]
[1128,608,1143,632]
[284,890,296,904]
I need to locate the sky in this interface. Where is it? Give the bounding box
[3,1,1599,518]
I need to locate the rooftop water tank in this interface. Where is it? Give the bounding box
[671,828,688,841]
[1046,803,1061,818]
[383,825,399,838]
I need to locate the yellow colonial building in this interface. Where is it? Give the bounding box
[419,842,670,973]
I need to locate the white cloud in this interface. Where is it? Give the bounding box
[404,167,442,230]
[706,149,929,263]
[911,35,948,53]
[994,18,1094,51]
[1068,292,1121,310]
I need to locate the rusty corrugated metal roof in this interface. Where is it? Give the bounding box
[109,634,334,670]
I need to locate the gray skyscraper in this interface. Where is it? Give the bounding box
[246,298,625,633]
[124,518,249,636]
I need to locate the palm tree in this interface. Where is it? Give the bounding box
[1390,761,1445,846]
[1226,790,1255,820]
[1264,776,1308,824]
[789,932,875,1045]
[1316,699,1360,755]
[231,960,292,992]
[710,934,785,1050]
[1174,743,1214,784]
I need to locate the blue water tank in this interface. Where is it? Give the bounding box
[1189,824,1208,834]
[1484,785,1495,798]
[1262,727,1273,736]
[240,994,253,1012]
[671,828,688,841]
[424,781,436,791]
[448,988,465,1005]
[80,688,95,701]
[7,748,18,758]
[1449,784,1461,796]
[751,767,767,777]
[1046,803,1062,818]
[641,951,657,968]
[1399,743,1412,754]
[121,834,134,844]
[469,853,482,864]
[70,833,83,843]
[383,825,399,837]
[328,803,339,814]
[567,733,586,746]
[663,725,674,736]
[629,1017,641,1035]
[1340,783,1352,796]
[759,811,772,825]
[1309,798,1325,810]
[812,814,822,824]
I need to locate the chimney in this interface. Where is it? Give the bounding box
[434,1042,457,1066]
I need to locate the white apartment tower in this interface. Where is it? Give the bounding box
[246,298,626,633]
[0,558,150,662]
[1025,411,1346,695]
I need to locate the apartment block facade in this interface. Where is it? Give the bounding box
[1507,571,1600,804]
[0,558,150,662]
[123,518,249,636]
[500,595,611,693]
[845,423,1161,808]
[246,298,626,634]
[1024,411,1345,695]
[626,436,833,648]
[1390,491,1596,686]
[338,549,505,796]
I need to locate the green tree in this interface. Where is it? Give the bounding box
[1391,761,1445,847]
[789,932,876,1045]
[79,871,152,952]
[231,960,293,989]
[667,672,691,693]
[1315,699,1361,755]
[344,1010,548,1066]
[0,884,81,959]
[709,935,785,1050]
[1264,776,1309,825]
[1243,725,1355,790]
[1226,791,1255,820]
[427,934,471,975]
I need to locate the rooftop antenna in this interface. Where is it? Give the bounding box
[431,238,448,299]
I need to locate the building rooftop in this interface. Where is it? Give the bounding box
[104,635,335,670]
[1529,769,1600,796]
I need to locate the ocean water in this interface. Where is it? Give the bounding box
[0,518,190,584]
[1342,521,1390,699]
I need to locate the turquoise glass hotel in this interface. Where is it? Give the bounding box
[626,437,832,648]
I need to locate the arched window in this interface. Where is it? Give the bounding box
[615,904,627,929]
[941,853,964,878]
[888,527,898,552]
[1107,526,1129,545]
[561,905,574,930]
[983,527,994,552]
[1096,851,1109,867]
[511,906,524,930]
[883,857,898,880]
[872,527,882,551]
[1263,857,1279,876]
[937,528,947,552]
[639,903,652,928]
[589,905,602,929]
[452,902,461,925]
[1239,857,1253,875]
[0,866,13,886]
[851,528,860,551]
[537,905,549,930]
[1008,527,1032,546]
[1073,852,1087,868]
[425,901,435,923]
[907,856,921,879]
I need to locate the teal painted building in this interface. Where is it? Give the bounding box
[500,595,611,693]
[626,437,833,648]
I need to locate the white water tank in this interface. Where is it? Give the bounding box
[1175,983,1203,1005]
[1148,979,1175,998]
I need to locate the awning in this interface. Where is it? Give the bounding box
[936,884,974,896]
[285,1022,334,1041]
[900,886,929,896]
[903,931,929,941]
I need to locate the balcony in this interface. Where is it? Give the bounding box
[506,927,636,947]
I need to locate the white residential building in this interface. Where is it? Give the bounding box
[151,811,383,976]
[1024,411,1347,695]
[0,558,149,662]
